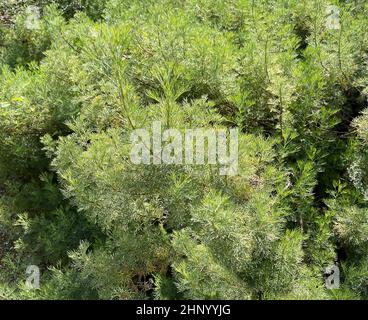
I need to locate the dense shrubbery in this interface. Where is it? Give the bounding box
[0,0,368,300]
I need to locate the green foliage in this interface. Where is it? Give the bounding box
[1,0,368,300]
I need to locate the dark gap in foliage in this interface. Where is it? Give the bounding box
[314,87,367,203]
[339,87,367,134]
[294,23,311,59]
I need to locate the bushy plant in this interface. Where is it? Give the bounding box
[1,0,368,300]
